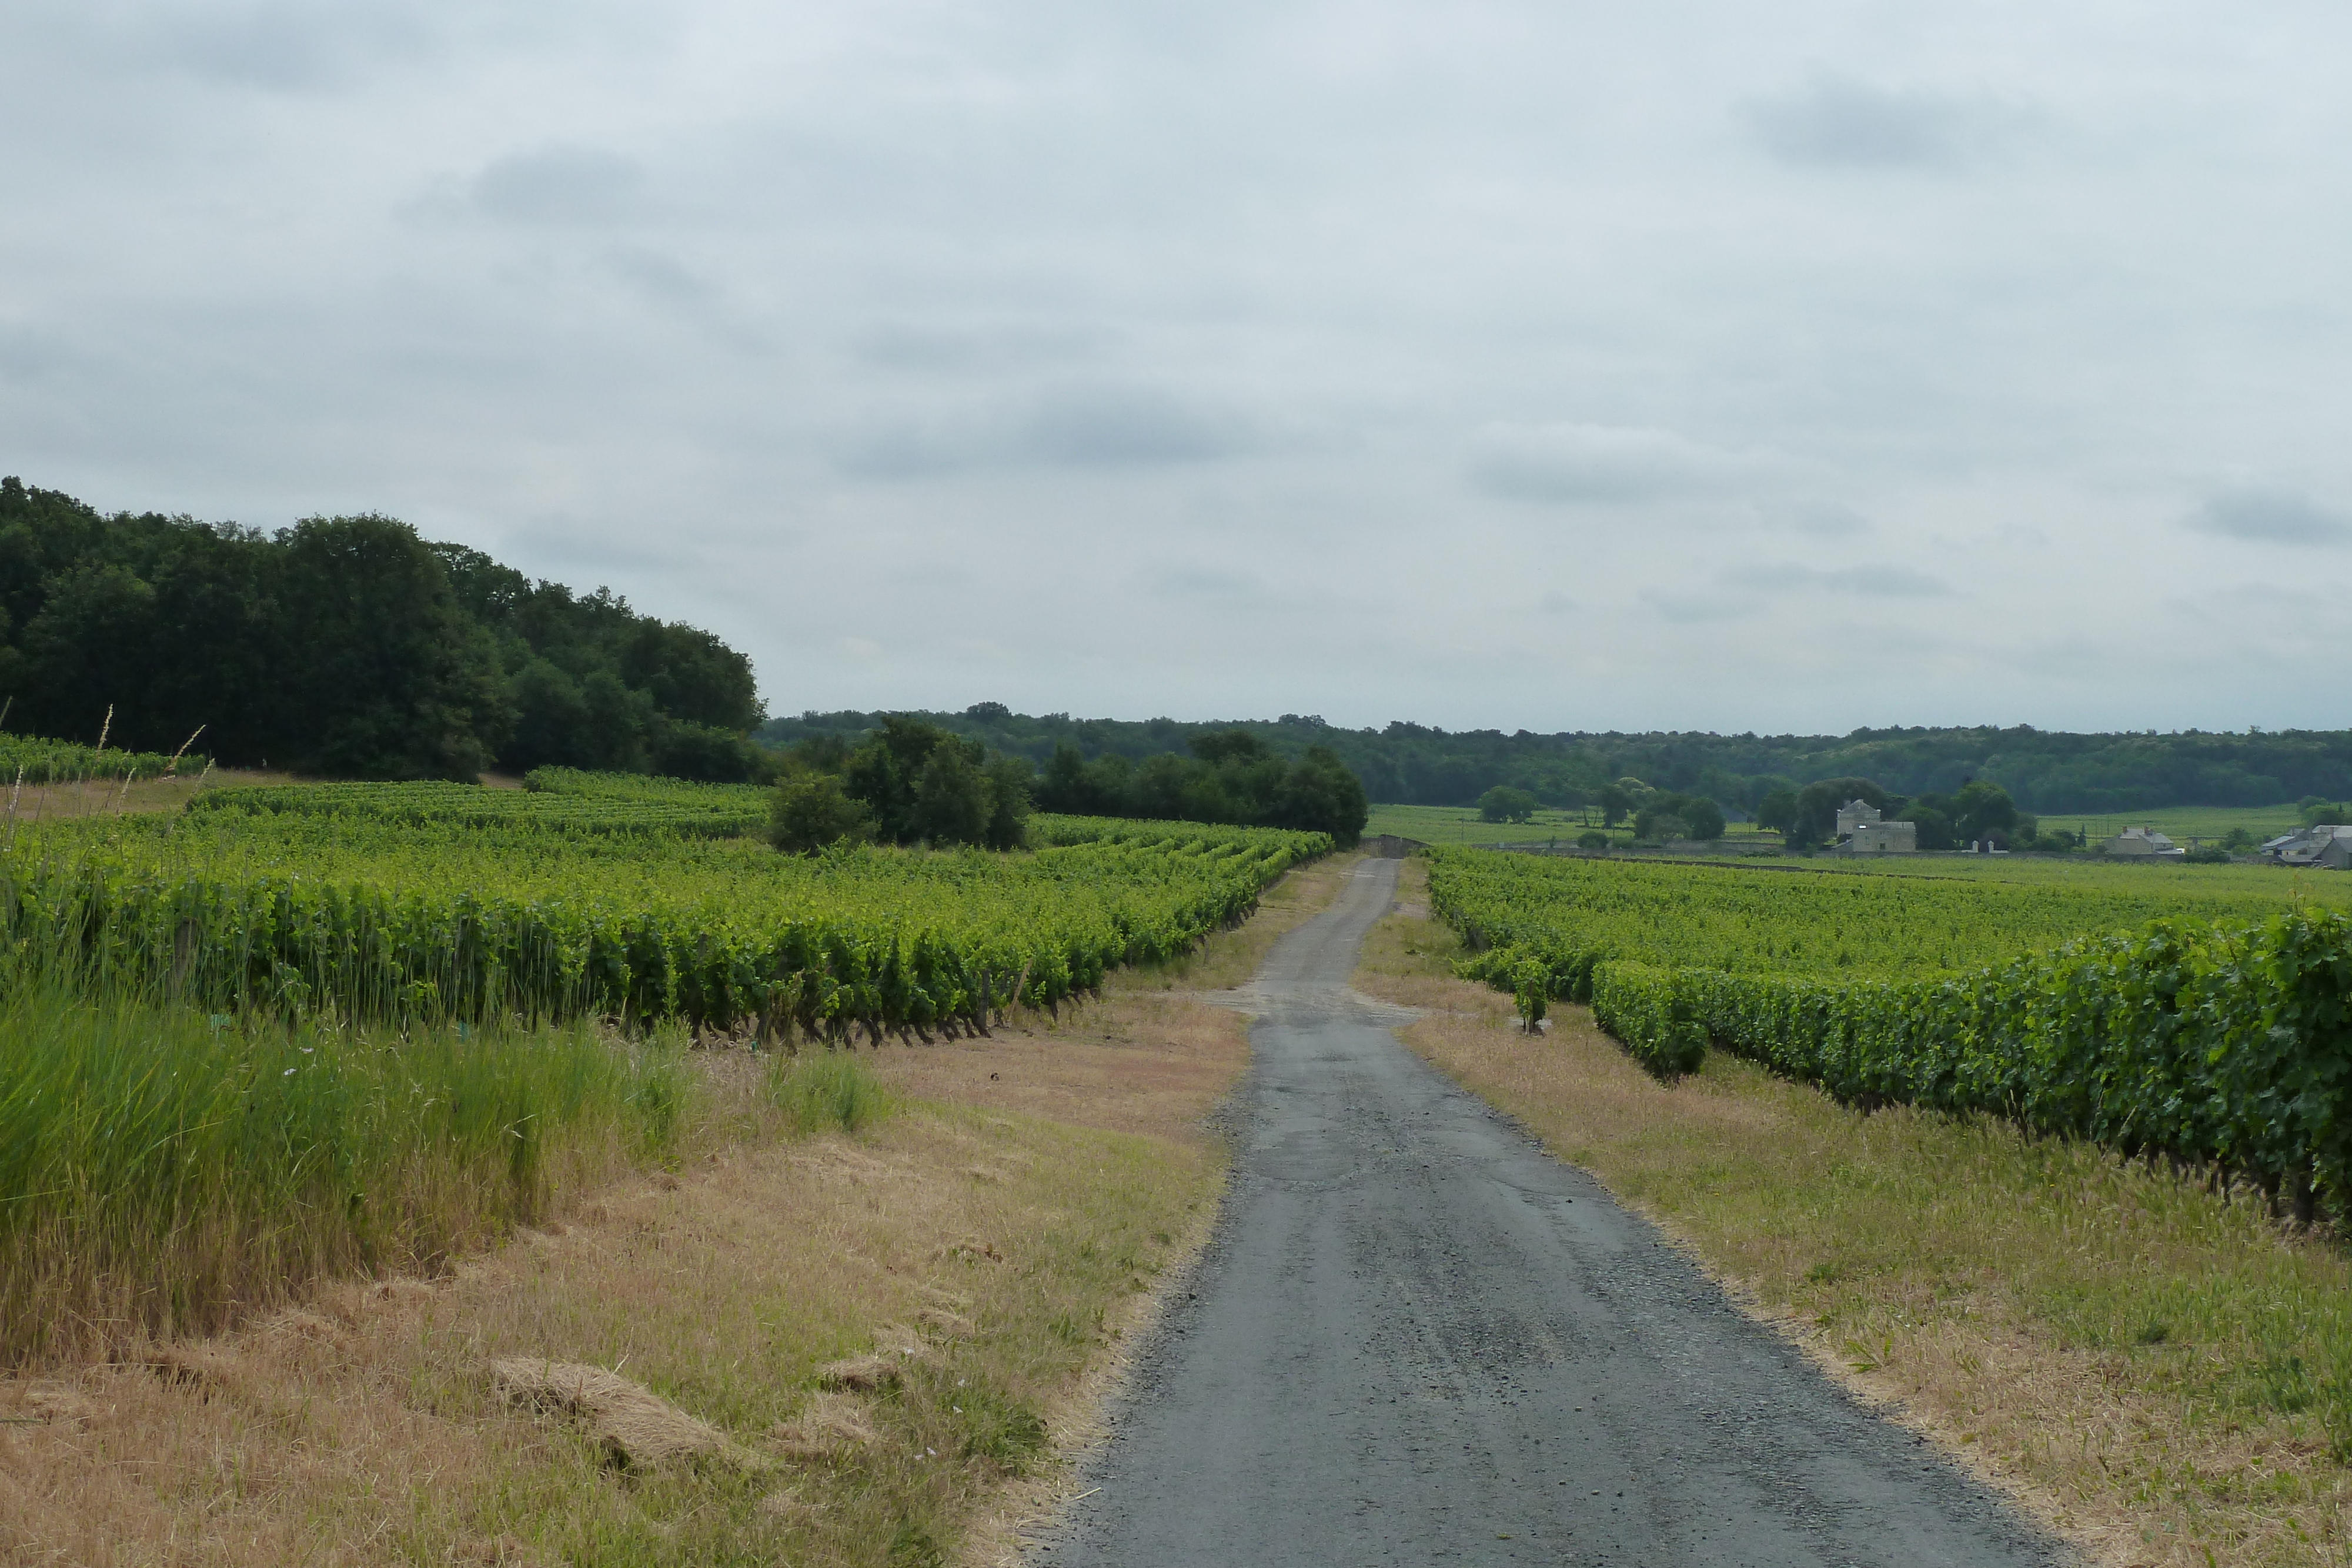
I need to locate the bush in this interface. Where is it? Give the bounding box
[1479,785,1539,824]
[769,774,874,853]
[1576,830,1610,850]
[1633,792,1725,842]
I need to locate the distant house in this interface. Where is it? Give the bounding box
[2261,824,2352,869]
[2107,827,2185,860]
[1844,820,1918,854]
[1834,799,1916,854]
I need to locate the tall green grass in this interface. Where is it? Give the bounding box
[0,987,690,1365]
[767,1049,896,1136]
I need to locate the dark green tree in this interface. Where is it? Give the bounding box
[769,774,874,853]
[1479,785,1539,824]
[1952,780,2020,844]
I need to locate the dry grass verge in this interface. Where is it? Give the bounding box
[0,1086,1216,1567]
[1360,855,2352,1568]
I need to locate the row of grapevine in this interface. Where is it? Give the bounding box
[1431,848,2352,1209]
[0,733,205,785]
[191,780,766,838]
[4,811,1328,1041]
[521,765,771,810]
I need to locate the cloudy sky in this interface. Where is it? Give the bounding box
[4,2,2348,734]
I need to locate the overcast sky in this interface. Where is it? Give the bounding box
[4,2,2348,734]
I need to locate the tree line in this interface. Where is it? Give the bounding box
[0,477,770,781]
[768,719,1368,853]
[764,704,2352,815]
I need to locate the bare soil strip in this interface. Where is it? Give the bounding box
[1044,855,2064,1567]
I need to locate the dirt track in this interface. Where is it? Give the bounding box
[1043,856,2067,1567]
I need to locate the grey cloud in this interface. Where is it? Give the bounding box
[1767,501,1872,538]
[1749,563,1954,597]
[1641,589,1758,624]
[10,3,2352,733]
[2182,486,2352,546]
[154,3,440,91]
[465,147,646,225]
[834,386,1256,478]
[1467,423,1780,503]
[854,323,1108,373]
[1019,386,1253,466]
[1142,563,1264,600]
[600,247,710,306]
[1743,75,2017,170]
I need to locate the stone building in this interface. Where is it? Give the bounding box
[2107,827,2184,859]
[1835,799,1917,854]
[2262,824,2352,869]
[1845,819,1919,853]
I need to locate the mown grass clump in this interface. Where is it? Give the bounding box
[0,985,689,1365]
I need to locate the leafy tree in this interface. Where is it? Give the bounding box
[818,714,1032,850]
[1190,728,1272,766]
[1901,806,1956,852]
[1597,783,1635,827]
[1755,788,1799,835]
[982,756,1034,851]
[914,744,990,845]
[769,773,874,853]
[1272,745,1368,844]
[1479,785,1539,824]
[0,479,771,781]
[1952,780,2020,844]
[1633,792,1725,842]
[273,515,514,779]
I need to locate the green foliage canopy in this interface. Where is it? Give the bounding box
[0,477,769,782]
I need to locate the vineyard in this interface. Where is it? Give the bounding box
[189,776,770,838]
[0,730,206,786]
[1432,848,2352,1215]
[4,777,1329,1042]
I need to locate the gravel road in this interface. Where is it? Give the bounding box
[1041,855,2069,1567]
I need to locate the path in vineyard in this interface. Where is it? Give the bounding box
[1042,855,2066,1567]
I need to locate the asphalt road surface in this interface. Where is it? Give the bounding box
[1041,855,2067,1567]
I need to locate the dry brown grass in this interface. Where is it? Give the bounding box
[0,844,1360,1567]
[0,767,281,824]
[0,1085,1217,1567]
[1361,855,2352,1568]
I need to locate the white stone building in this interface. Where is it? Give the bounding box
[2107,827,2184,859]
[1833,799,1917,853]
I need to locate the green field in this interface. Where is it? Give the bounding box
[1365,802,1779,847]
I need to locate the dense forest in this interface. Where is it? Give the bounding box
[0,478,770,781]
[761,707,2352,815]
